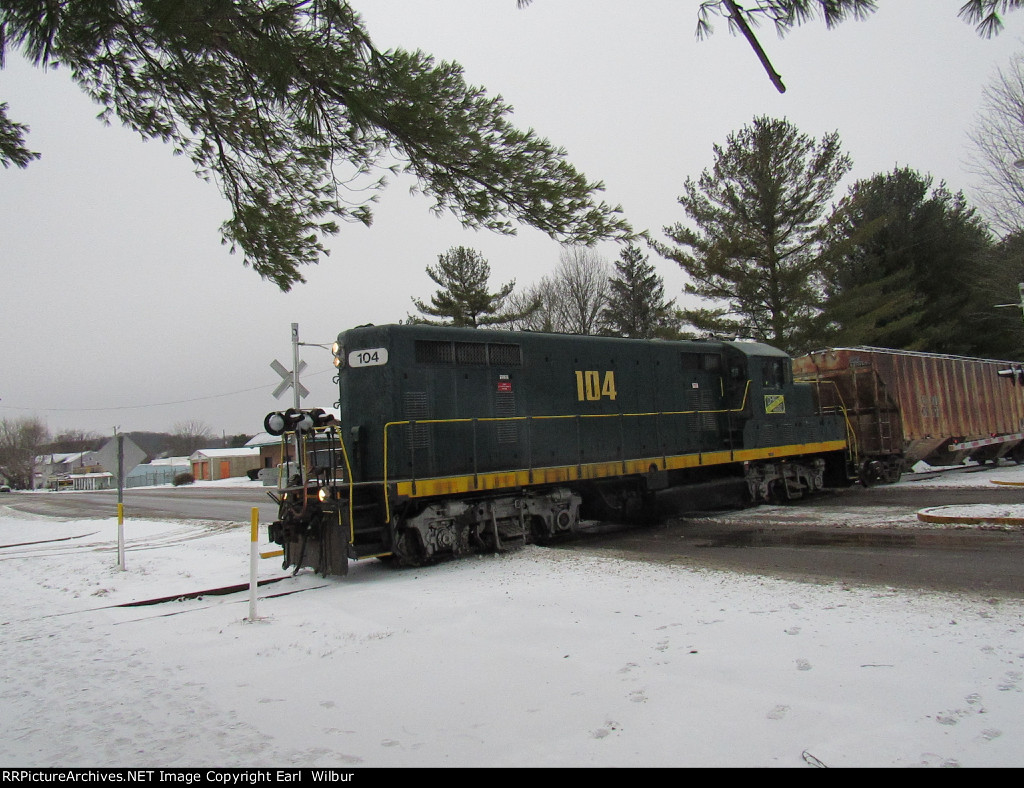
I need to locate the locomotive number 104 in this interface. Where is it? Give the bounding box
[575,370,617,402]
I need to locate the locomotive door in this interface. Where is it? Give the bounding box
[680,351,726,454]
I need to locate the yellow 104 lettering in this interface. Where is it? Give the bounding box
[575,370,617,401]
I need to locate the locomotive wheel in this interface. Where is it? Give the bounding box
[763,479,787,504]
[389,518,424,567]
[882,462,902,484]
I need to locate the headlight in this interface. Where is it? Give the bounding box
[332,342,345,368]
[264,411,286,436]
[318,487,329,502]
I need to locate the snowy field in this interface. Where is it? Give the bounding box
[1,464,1023,768]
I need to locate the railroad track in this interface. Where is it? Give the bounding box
[0,519,242,561]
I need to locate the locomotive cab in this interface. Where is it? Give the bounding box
[729,341,850,497]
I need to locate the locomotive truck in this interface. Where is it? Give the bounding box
[263,324,850,576]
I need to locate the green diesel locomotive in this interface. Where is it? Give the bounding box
[264,324,850,576]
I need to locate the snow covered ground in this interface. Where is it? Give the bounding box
[1,464,1022,768]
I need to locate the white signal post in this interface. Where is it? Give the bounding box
[291,323,301,411]
[270,324,310,404]
[96,432,145,571]
[116,433,125,570]
[248,507,259,621]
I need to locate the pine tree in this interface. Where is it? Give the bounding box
[411,246,535,328]
[969,230,1024,360]
[0,1,630,290]
[820,168,992,354]
[654,116,850,353]
[600,245,677,338]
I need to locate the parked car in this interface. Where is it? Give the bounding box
[0,485,12,493]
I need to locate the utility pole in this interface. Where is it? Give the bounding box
[116,428,125,570]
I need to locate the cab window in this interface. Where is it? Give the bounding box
[761,359,786,389]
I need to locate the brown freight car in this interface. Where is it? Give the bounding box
[792,347,1024,482]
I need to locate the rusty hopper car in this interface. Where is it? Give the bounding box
[792,347,1024,480]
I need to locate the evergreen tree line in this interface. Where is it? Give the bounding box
[412,115,1024,361]
[409,244,681,340]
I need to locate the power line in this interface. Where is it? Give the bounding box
[0,368,335,414]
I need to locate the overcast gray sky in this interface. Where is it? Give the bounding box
[2,0,1022,439]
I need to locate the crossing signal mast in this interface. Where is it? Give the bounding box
[995,283,1024,384]
[265,323,338,487]
[995,283,1024,324]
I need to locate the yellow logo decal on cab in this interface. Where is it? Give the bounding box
[764,394,786,414]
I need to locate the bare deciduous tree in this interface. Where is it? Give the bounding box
[506,277,561,333]
[506,246,611,334]
[0,416,49,489]
[168,420,214,458]
[551,246,611,335]
[969,50,1024,235]
[48,429,104,453]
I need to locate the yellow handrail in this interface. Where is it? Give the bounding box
[798,377,858,469]
[329,425,356,544]
[277,426,357,545]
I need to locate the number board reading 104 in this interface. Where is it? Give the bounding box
[575,370,617,401]
[348,348,389,368]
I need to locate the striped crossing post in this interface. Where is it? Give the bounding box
[248,508,259,621]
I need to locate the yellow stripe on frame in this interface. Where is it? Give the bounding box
[393,440,846,499]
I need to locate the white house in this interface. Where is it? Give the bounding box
[37,451,102,490]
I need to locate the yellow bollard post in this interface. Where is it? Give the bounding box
[248,507,259,621]
[117,502,125,570]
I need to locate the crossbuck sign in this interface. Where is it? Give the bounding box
[270,358,309,400]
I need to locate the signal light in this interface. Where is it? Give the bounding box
[264,412,287,436]
[264,408,338,436]
[308,408,338,427]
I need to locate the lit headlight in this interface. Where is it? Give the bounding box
[332,342,345,369]
[318,487,329,502]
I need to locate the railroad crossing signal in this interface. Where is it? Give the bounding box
[270,358,309,400]
[270,323,312,413]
